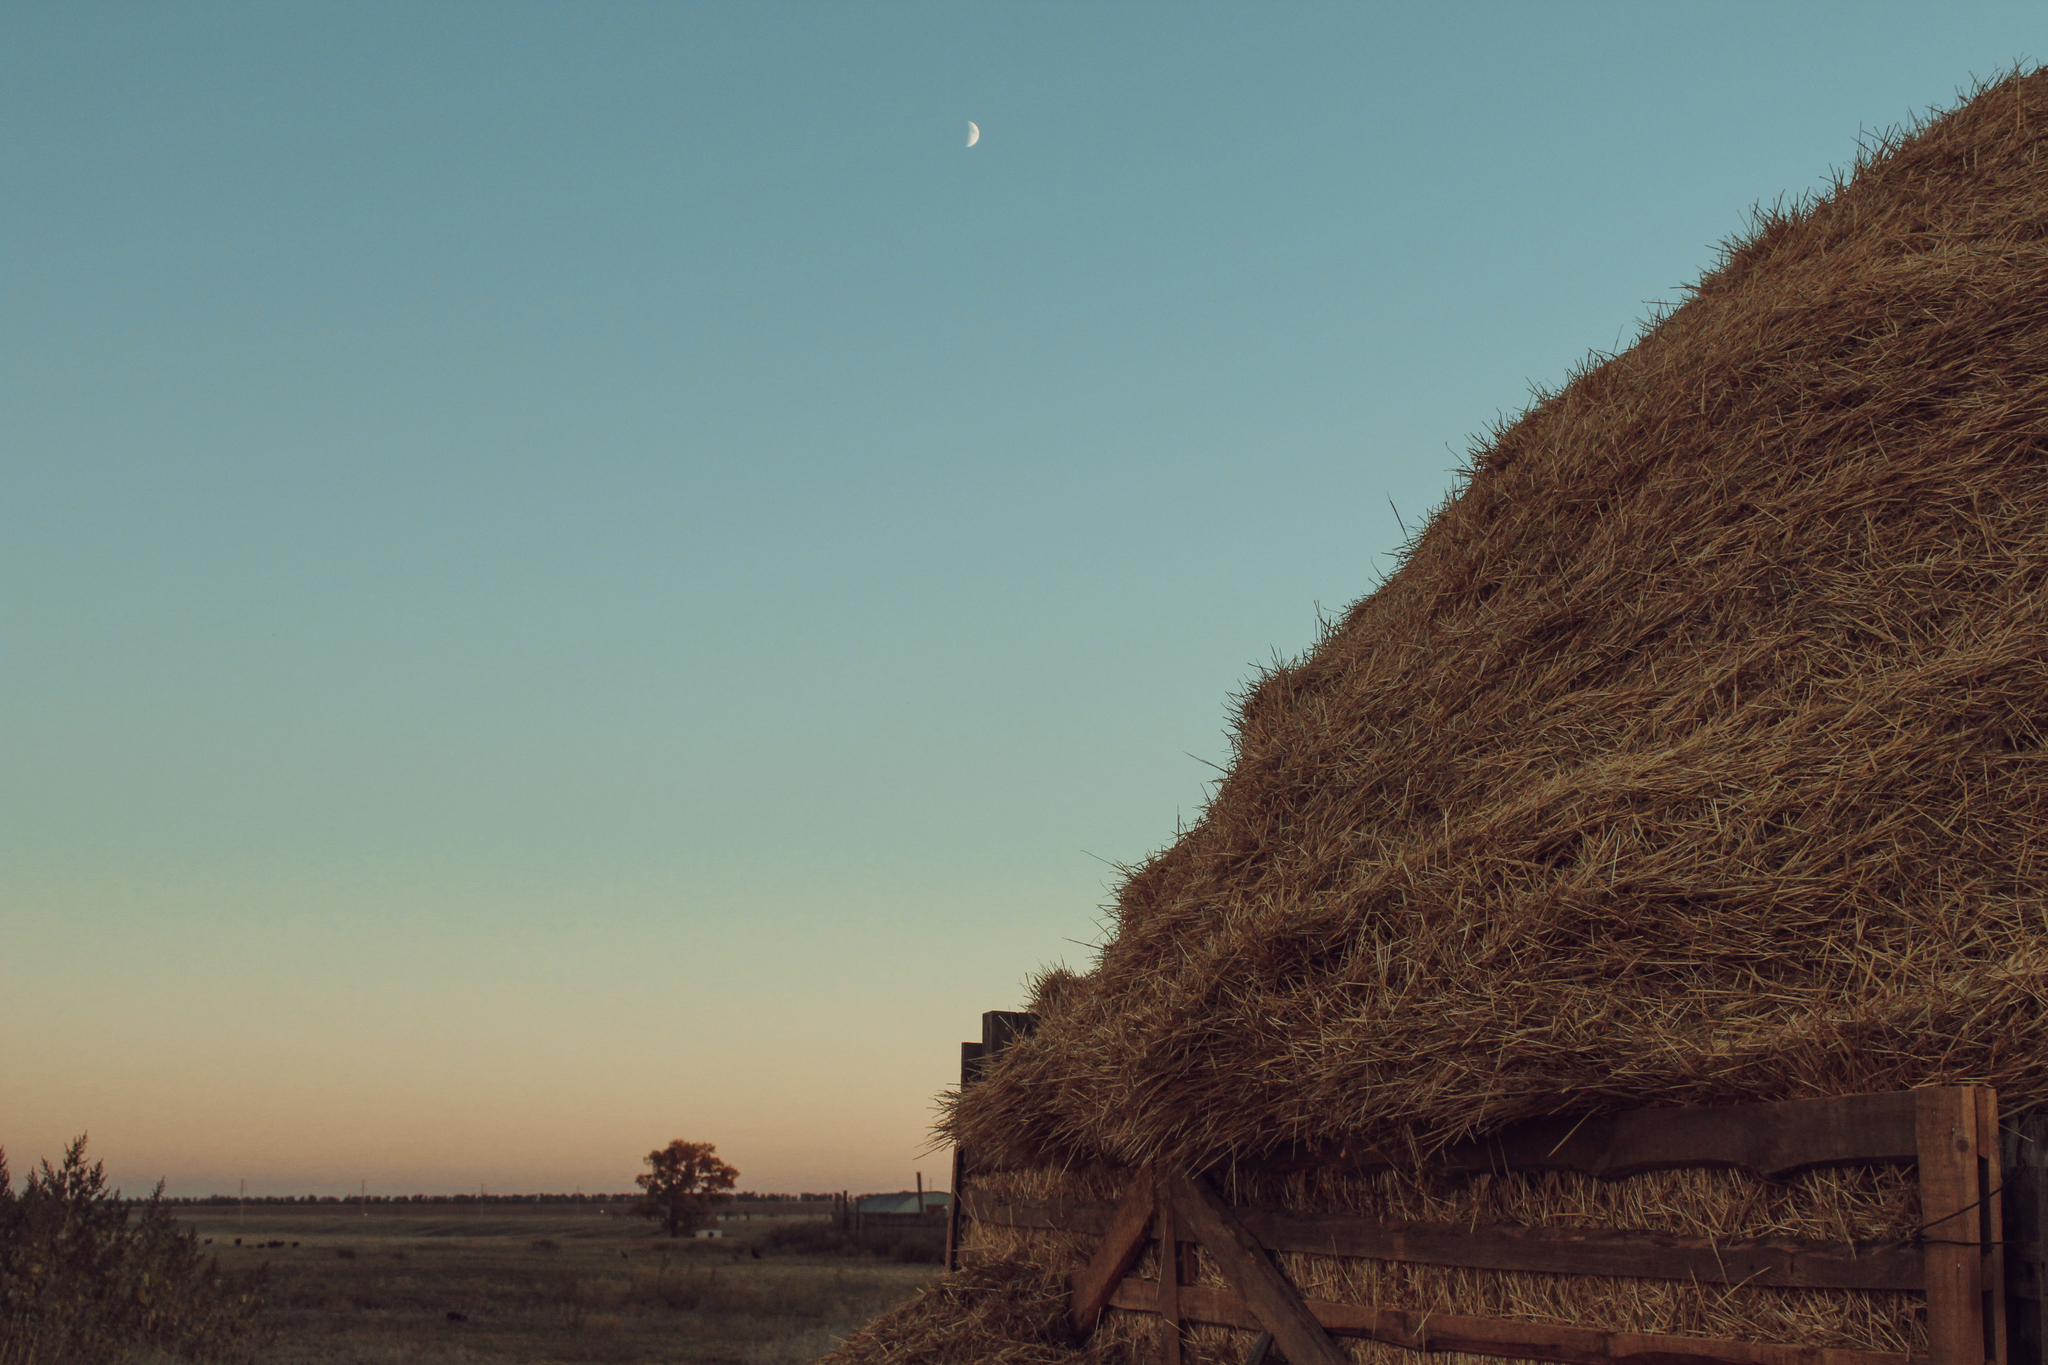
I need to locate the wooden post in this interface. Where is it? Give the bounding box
[1920,1087,1997,1365]
[949,1039,985,1273]
[982,1011,1037,1057]
[2003,1110,2048,1365]
[948,1015,1035,1274]
[945,1145,967,1272]
[1157,1186,1182,1365]
[1979,1089,2008,1365]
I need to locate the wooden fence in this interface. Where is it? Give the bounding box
[948,1011,2043,1365]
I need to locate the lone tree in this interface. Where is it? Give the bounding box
[632,1140,738,1238]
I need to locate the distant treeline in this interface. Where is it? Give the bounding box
[154,1190,840,1206]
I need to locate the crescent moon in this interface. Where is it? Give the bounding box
[966,122,980,147]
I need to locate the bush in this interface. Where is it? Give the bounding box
[0,1137,267,1365]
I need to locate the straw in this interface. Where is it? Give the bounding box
[839,69,2048,1365]
[950,68,2048,1177]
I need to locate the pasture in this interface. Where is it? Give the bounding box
[166,1202,936,1365]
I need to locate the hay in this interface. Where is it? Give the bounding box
[962,1163,1924,1362]
[949,67,2048,1177]
[817,1255,1126,1365]
[842,68,2048,1365]
[1239,1163,1924,1358]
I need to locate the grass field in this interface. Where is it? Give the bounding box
[166,1202,936,1365]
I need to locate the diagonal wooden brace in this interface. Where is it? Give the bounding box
[1165,1172,1350,1365]
[1071,1169,1159,1337]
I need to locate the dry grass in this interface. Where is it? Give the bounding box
[160,1204,934,1365]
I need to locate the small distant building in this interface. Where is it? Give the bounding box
[853,1190,950,1238]
[856,1192,951,1217]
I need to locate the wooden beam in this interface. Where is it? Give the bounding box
[1977,1089,2007,1365]
[963,1194,1112,1235]
[944,1144,966,1273]
[981,1092,1928,1189]
[982,1011,1037,1056]
[1999,1109,2048,1365]
[1165,1173,1349,1365]
[1105,1278,1922,1365]
[1069,1171,1157,1337]
[1920,1088,1991,1365]
[1391,1092,1923,1181]
[1157,1187,1182,1365]
[964,1194,1922,1290]
[1234,1209,1923,1291]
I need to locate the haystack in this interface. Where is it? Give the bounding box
[829,71,2048,1365]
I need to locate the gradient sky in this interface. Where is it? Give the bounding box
[7,2,2046,1199]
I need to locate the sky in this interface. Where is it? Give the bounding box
[6,1,2046,1199]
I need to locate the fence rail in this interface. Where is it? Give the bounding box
[1098,1276,1919,1365]
[965,1193,1926,1291]
[948,1013,2025,1365]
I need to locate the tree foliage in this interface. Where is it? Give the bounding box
[631,1140,738,1239]
[0,1137,267,1365]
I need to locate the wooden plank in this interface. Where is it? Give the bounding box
[982,1010,1037,1055]
[944,1145,966,1273]
[1920,1088,1989,1365]
[1165,1173,1349,1365]
[1157,1189,1182,1365]
[1272,1093,1922,1181]
[966,1194,1921,1290]
[1977,1089,2007,1365]
[982,1092,1926,1188]
[963,1193,1114,1236]
[1415,1092,1924,1181]
[1105,1277,1922,1365]
[1236,1208,1923,1291]
[1069,1171,1157,1336]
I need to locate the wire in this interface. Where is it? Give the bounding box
[1914,1182,2006,1239]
